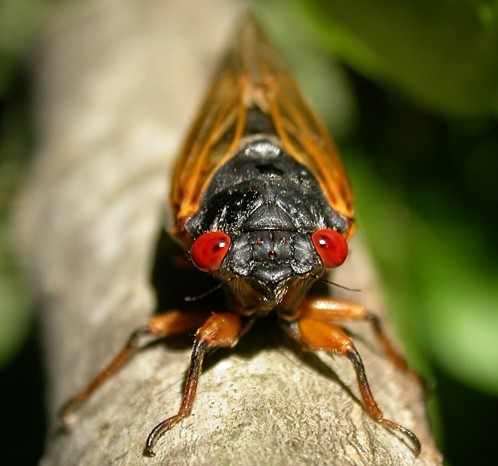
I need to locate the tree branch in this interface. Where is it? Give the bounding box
[15,0,442,464]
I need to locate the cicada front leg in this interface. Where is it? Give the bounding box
[144,312,243,456]
[59,309,246,456]
[284,297,422,456]
[59,309,211,427]
[296,298,415,372]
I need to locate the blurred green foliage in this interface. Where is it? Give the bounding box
[0,0,48,96]
[293,0,498,116]
[0,0,50,366]
[0,107,34,366]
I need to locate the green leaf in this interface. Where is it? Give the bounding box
[348,152,498,395]
[295,0,498,116]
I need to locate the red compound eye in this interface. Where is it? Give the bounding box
[311,229,348,268]
[191,232,231,272]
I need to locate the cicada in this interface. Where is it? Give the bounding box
[60,16,421,457]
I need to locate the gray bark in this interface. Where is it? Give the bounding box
[14,0,443,465]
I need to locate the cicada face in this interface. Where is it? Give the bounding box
[185,138,349,313]
[171,18,355,315]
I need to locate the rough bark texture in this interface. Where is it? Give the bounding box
[15,0,443,465]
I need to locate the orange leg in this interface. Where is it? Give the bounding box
[300,298,410,371]
[59,310,211,426]
[144,312,243,456]
[294,314,421,455]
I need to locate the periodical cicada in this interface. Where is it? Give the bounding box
[60,15,421,457]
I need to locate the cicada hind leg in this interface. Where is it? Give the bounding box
[283,297,422,456]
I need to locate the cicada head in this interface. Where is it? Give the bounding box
[186,139,350,314]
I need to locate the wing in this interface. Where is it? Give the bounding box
[171,16,355,244]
